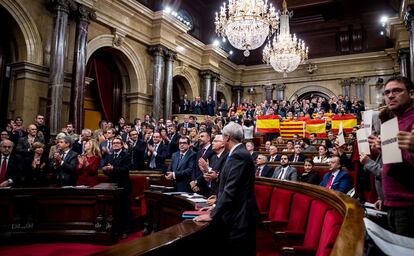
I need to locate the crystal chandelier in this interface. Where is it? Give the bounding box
[263,0,308,77]
[215,0,279,57]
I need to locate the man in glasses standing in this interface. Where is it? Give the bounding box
[369,76,414,238]
[0,139,23,187]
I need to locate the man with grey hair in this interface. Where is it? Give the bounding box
[195,122,257,255]
[72,128,92,154]
[0,139,23,187]
[50,135,78,186]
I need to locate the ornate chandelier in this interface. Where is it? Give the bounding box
[215,0,279,57]
[263,0,308,77]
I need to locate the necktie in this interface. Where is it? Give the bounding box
[0,156,7,182]
[150,145,158,169]
[278,168,286,180]
[180,154,184,160]
[326,174,334,188]
[255,167,261,177]
[294,155,298,162]
[61,153,66,161]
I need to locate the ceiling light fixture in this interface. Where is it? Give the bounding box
[263,0,308,77]
[215,0,279,57]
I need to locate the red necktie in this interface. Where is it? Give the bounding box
[326,175,334,188]
[255,167,260,177]
[0,156,7,182]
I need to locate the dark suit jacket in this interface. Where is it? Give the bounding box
[192,101,204,115]
[179,99,191,113]
[15,136,44,157]
[211,144,258,251]
[299,171,320,185]
[145,143,168,172]
[23,153,49,187]
[167,133,180,157]
[288,153,307,163]
[257,164,274,178]
[198,150,229,197]
[129,139,147,170]
[49,150,78,186]
[169,150,196,192]
[267,154,281,163]
[272,166,298,181]
[320,169,353,193]
[192,144,215,181]
[250,151,258,161]
[71,140,84,154]
[178,122,195,130]
[101,150,131,192]
[1,153,24,186]
[206,100,216,116]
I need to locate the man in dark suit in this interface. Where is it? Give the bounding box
[255,154,274,178]
[0,139,24,187]
[268,145,281,162]
[205,95,216,116]
[272,154,298,181]
[246,141,258,160]
[195,122,258,256]
[190,131,214,192]
[165,137,196,192]
[197,134,229,197]
[144,132,168,172]
[72,128,92,154]
[165,124,180,157]
[179,94,191,114]
[289,144,307,163]
[320,156,352,193]
[177,115,195,130]
[192,96,204,115]
[127,130,147,170]
[15,124,44,158]
[101,137,131,239]
[49,136,78,186]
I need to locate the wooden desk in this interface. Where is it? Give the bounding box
[0,185,122,245]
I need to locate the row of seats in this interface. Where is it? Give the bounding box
[255,184,344,256]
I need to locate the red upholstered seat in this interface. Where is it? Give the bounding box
[255,185,274,215]
[301,200,331,249]
[316,209,343,256]
[130,175,149,220]
[285,193,313,232]
[268,188,294,223]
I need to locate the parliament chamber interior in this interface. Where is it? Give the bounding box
[1,0,414,255]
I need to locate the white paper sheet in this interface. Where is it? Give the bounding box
[338,122,346,146]
[362,110,374,136]
[364,218,414,256]
[381,117,402,164]
[357,128,370,155]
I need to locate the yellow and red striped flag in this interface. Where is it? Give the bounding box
[305,119,326,137]
[280,121,305,138]
[256,115,280,133]
[331,114,357,134]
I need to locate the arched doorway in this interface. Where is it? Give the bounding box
[172,75,193,114]
[0,5,26,128]
[85,47,129,129]
[297,91,330,102]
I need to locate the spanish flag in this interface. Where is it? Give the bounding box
[331,114,357,134]
[256,115,280,133]
[280,121,305,138]
[305,119,326,137]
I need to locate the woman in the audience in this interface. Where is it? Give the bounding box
[76,139,101,187]
[211,125,221,138]
[159,127,169,147]
[299,158,319,185]
[24,142,49,186]
[242,119,254,141]
[313,145,331,163]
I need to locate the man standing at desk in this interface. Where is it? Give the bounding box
[195,122,258,255]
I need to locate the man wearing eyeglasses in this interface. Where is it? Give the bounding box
[368,76,414,238]
[0,140,23,187]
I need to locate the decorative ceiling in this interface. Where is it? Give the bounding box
[139,0,401,65]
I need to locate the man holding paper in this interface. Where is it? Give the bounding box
[372,76,414,238]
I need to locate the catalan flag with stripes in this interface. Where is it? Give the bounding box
[331,114,357,134]
[280,121,305,138]
[305,119,326,137]
[256,115,280,133]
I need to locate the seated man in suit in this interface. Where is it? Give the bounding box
[255,154,274,178]
[289,144,306,163]
[272,154,298,181]
[320,156,353,193]
[49,136,78,186]
[268,145,281,163]
[165,137,196,192]
[0,139,24,187]
[101,137,131,239]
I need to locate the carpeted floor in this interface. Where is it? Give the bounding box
[0,231,143,256]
